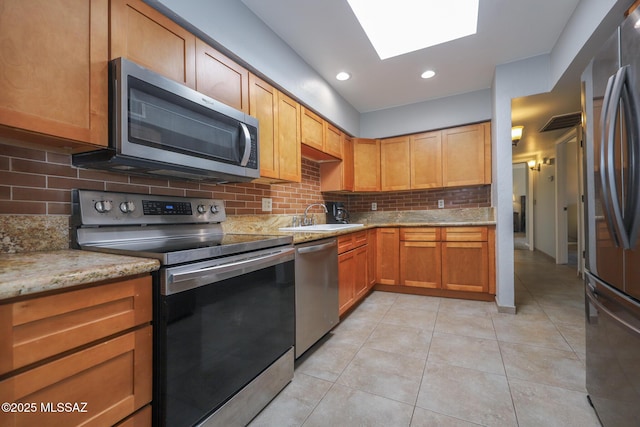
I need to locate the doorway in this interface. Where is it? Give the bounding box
[555,130,580,269]
[512,162,529,250]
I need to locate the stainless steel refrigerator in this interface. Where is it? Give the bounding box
[582,6,640,427]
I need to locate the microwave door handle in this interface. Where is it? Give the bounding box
[239,122,252,167]
[606,66,632,249]
[600,72,621,247]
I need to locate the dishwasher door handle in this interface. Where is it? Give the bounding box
[297,240,337,254]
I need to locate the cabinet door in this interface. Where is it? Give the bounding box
[110,0,196,88]
[376,228,399,285]
[338,250,356,315]
[195,39,249,113]
[367,229,377,288]
[320,136,354,191]
[380,136,411,191]
[0,0,108,148]
[483,122,492,184]
[411,131,443,189]
[442,241,489,292]
[249,74,278,180]
[353,139,381,191]
[325,123,343,159]
[400,241,442,288]
[354,245,369,298]
[301,107,324,151]
[0,326,152,427]
[277,92,302,182]
[442,123,486,187]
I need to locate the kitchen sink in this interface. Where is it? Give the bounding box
[279,223,365,233]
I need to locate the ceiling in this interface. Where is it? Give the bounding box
[241,0,584,155]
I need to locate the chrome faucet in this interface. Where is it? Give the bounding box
[302,203,328,226]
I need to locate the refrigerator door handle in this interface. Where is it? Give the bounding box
[619,65,640,249]
[600,72,623,247]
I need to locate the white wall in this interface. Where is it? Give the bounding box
[359,89,492,138]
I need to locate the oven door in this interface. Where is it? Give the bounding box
[155,246,295,427]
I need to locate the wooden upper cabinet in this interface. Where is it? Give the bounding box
[300,107,342,161]
[411,130,443,189]
[300,107,324,151]
[380,136,411,191]
[195,39,249,113]
[442,123,488,187]
[276,92,302,182]
[0,0,109,149]
[353,138,381,191]
[320,136,354,192]
[249,74,301,182]
[484,122,492,184]
[110,0,196,88]
[249,74,278,180]
[324,123,343,159]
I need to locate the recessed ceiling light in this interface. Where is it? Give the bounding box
[336,71,351,81]
[347,0,479,60]
[421,70,436,79]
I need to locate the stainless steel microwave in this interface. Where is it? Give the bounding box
[73,57,259,182]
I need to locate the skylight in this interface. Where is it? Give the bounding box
[346,0,479,60]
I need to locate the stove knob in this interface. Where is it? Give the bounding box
[94,200,113,213]
[197,204,207,214]
[210,205,219,214]
[119,201,136,214]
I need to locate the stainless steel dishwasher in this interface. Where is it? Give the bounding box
[294,237,339,358]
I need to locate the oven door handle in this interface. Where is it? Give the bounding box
[166,247,294,294]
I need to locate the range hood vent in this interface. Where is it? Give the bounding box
[539,112,582,132]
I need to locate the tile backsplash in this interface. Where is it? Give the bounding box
[1,142,490,217]
[0,141,491,252]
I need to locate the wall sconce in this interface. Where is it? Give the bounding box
[528,160,540,171]
[512,126,524,146]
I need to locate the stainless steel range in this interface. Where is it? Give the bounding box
[72,189,295,427]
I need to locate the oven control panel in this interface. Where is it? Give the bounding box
[72,189,227,225]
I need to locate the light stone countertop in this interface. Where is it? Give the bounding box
[0,250,160,301]
[223,207,496,244]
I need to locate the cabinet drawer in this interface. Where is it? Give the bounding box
[442,227,487,242]
[0,276,152,376]
[353,231,368,247]
[337,230,368,254]
[400,228,440,241]
[0,326,152,427]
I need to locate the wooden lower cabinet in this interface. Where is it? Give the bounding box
[367,229,377,289]
[338,232,369,315]
[442,241,489,293]
[0,276,153,427]
[384,226,495,299]
[338,249,356,315]
[400,240,442,288]
[376,228,399,285]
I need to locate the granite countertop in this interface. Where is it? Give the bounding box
[283,221,496,244]
[222,208,496,244]
[0,250,160,301]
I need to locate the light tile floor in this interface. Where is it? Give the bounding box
[249,250,601,427]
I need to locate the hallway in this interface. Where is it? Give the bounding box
[250,250,599,426]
